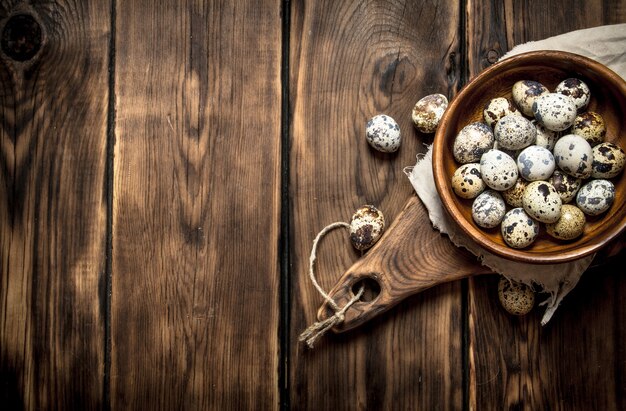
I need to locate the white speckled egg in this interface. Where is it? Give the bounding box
[512,80,549,117]
[592,142,626,179]
[532,93,577,131]
[576,179,615,216]
[500,208,540,249]
[349,205,385,250]
[522,181,562,223]
[498,277,535,315]
[453,122,494,164]
[472,190,506,228]
[532,120,560,151]
[572,111,606,146]
[546,204,586,240]
[483,97,521,128]
[502,178,528,208]
[548,170,581,203]
[412,94,448,133]
[555,78,591,113]
[365,114,401,153]
[451,163,486,199]
[516,145,555,181]
[494,115,536,150]
[480,149,519,191]
[553,134,594,178]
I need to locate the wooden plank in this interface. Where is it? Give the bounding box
[466,1,626,408]
[111,1,281,409]
[289,0,464,409]
[0,1,110,409]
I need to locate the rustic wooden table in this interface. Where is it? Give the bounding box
[1,1,625,409]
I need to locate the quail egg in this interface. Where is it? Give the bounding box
[522,181,562,224]
[472,190,506,228]
[453,122,495,164]
[492,141,520,160]
[545,204,586,240]
[572,111,606,146]
[451,163,486,199]
[483,97,521,128]
[365,114,401,153]
[502,178,528,208]
[516,145,555,181]
[576,179,615,216]
[494,114,536,150]
[548,170,581,203]
[511,80,549,117]
[532,120,560,151]
[591,142,626,178]
[555,78,591,113]
[500,208,540,249]
[532,93,577,131]
[350,205,385,250]
[480,149,519,191]
[412,93,448,133]
[553,134,594,179]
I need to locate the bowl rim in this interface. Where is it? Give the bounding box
[433,50,626,264]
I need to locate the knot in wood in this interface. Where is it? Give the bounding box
[1,14,42,62]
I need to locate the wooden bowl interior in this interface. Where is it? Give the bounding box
[434,51,626,263]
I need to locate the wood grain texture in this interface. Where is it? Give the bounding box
[0,1,110,409]
[111,1,281,409]
[289,0,464,408]
[466,1,626,409]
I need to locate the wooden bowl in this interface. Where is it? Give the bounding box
[433,51,626,264]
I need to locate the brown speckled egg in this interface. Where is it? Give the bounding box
[483,97,522,128]
[572,111,606,146]
[494,115,536,150]
[350,205,385,250]
[451,163,486,199]
[555,78,591,113]
[592,142,626,178]
[522,181,562,224]
[500,208,539,249]
[498,277,535,315]
[548,170,581,203]
[512,80,549,117]
[532,93,577,131]
[546,204,586,240]
[412,94,448,133]
[502,178,528,208]
[453,122,494,164]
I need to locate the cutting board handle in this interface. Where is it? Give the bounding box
[316,194,490,332]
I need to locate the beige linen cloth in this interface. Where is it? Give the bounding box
[405,24,626,324]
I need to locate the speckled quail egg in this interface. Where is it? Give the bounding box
[512,80,549,117]
[553,134,594,179]
[516,145,555,181]
[472,190,506,228]
[349,205,385,250]
[483,97,522,128]
[480,149,519,191]
[546,204,586,240]
[532,120,560,151]
[500,208,540,249]
[365,114,401,153]
[591,142,626,178]
[532,93,577,131]
[492,141,520,160]
[502,178,528,208]
[412,94,448,133]
[451,163,486,199]
[572,111,606,146]
[576,179,615,216]
[498,277,535,315]
[522,181,562,224]
[494,115,536,150]
[453,122,494,164]
[555,78,591,113]
[548,170,581,203]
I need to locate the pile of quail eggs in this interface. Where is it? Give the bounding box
[451,78,625,249]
